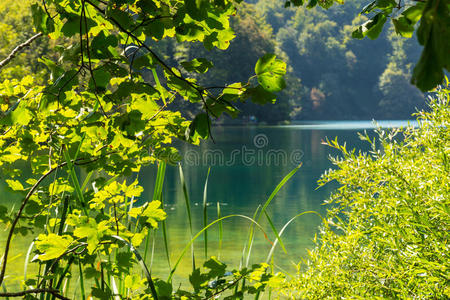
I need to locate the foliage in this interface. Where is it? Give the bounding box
[0,0,448,298]
[0,0,288,298]
[259,0,426,120]
[1,0,434,123]
[0,0,51,83]
[285,0,450,92]
[275,83,450,298]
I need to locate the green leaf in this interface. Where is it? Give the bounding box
[411,39,444,92]
[129,200,166,228]
[49,179,75,194]
[49,69,79,96]
[91,287,112,299]
[25,200,41,215]
[246,85,276,105]
[73,217,101,254]
[204,256,226,278]
[142,200,167,227]
[35,233,73,261]
[352,13,387,40]
[166,74,202,102]
[361,0,396,14]
[6,179,24,191]
[106,8,133,29]
[154,279,173,298]
[89,69,111,92]
[137,0,158,14]
[144,19,165,40]
[91,31,118,59]
[187,112,210,142]
[130,97,160,119]
[255,54,286,92]
[61,14,96,37]
[412,0,450,91]
[402,3,425,24]
[189,268,207,292]
[38,57,64,80]
[116,251,134,273]
[181,58,213,74]
[31,4,53,34]
[185,0,209,21]
[392,17,414,38]
[0,100,33,126]
[133,54,156,70]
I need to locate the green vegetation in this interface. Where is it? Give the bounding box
[0,0,449,299]
[2,0,449,123]
[0,0,289,298]
[274,84,449,298]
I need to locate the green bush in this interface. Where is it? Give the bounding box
[279,83,449,299]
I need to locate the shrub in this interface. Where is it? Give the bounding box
[279,83,449,299]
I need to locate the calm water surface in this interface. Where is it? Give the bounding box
[143,120,416,280]
[0,120,416,287]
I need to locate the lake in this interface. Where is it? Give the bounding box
[140,120,417,281]
[0,120,417,287]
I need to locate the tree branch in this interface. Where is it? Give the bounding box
[0,288,70,300]
[0,32,43,70]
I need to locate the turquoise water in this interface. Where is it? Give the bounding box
[0,120,415,287]
[140,121,416,279]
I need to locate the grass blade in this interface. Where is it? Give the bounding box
[217,202,222,260]
[245,164,302,266]
[203,167,211,259]
[242,205,261,268]
[80,170,93,192]
[23,240,35,286]
[168,214,269,282]
[78,259,86,300]
[160,193,172,269]
[264,210,287,254]
[63,149,89,216]
[261,163,302,215]
[1,283,9,300]
[178,163,196,271]
[111,235,159,300]
[152,68,166,105]
[144,161,167,266]
[265,211,323,263]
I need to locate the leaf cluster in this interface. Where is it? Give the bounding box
[276,82,450,298]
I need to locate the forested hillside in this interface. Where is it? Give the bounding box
[165,0,426,122]
[0,0,425,123]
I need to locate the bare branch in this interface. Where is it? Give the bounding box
[0,32,43,70]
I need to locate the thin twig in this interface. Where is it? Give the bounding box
[0,33,43,69]
[207,275,245,299]
[0,288,70,300]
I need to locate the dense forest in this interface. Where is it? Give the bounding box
[0,0,426,124]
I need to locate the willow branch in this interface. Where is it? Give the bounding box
[0,32,43,70]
